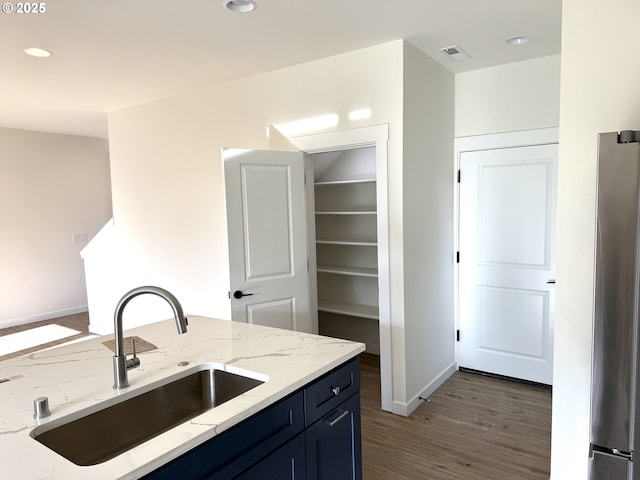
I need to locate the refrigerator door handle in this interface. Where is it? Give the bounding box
[589,446,632,480]
[610,448,634,461]
[591,443,634,461]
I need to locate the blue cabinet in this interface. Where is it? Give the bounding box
[305,393,362,480]
[143,357,361,480]
[142,392,304,480]
[304,357,360,426]
[235,435,306,480]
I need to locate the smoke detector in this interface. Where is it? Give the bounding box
[439,45,471,61]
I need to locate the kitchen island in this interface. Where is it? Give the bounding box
[0,316,365,479]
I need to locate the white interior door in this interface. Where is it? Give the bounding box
[458,143,557,384]
[223,148,311,333]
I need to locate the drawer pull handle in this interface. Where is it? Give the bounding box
[331,386,341,396]
[326,409,349,427]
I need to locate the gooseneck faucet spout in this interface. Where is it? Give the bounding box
[112,286,188,389]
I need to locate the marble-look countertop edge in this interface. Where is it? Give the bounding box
[0,316,365,479]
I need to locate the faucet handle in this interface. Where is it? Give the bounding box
[125,338,141,370]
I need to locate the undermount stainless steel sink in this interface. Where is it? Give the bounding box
[30,364,266,466]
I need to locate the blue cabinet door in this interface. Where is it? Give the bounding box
[305,393,362,480]
[142,392,304,480]
[235,434,305,480]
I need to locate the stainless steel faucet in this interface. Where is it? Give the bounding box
[112,286,188,389]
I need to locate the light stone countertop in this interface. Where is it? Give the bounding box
[0,316,365,479]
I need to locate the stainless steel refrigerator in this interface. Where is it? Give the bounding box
[590,130,640,480]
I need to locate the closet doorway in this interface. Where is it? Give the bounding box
[290,124,392,412]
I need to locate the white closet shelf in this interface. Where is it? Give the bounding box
[315,211,377,215]
[317,265,378,277]
[318,300,379,320]
[314,178,376,186]
[316,240,377,247]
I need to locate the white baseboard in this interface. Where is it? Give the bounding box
[0,306,88,329]
[391,362,457,417]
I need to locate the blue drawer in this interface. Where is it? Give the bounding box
[304,357,360,426]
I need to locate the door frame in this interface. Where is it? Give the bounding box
[454,127,559,368]
[288,124,392,412]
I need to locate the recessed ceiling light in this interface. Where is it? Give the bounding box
[223,0,257,13]
[23,47,52,58]
[506,36,531,46]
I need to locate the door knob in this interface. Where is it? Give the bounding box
[233,290,253,299]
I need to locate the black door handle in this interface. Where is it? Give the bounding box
[547,279,556,284]
[233,290,254,299]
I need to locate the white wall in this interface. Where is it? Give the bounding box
[104,41,403,334]
[402,43,456,412]
[0,127,111,327]
[551,1,640,477]
[101,40,455,414]
[455,55,561,137]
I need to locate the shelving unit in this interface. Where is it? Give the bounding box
[315,240,377,246]
[315,211,377,215]
[317,300,379,320]
[310,147,380,353]
[316,265,378,277]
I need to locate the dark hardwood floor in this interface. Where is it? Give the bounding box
[0,317,551,479]
[360,353,551,480]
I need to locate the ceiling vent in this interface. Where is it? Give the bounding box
[439,45,471,61]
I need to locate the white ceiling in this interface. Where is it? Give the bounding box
[0,0,562,139]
